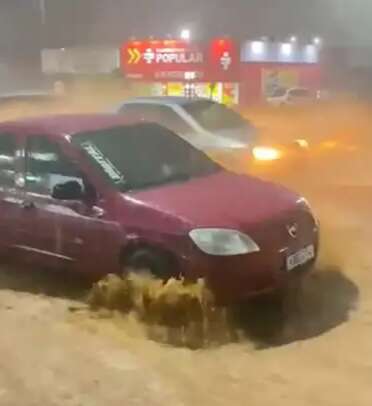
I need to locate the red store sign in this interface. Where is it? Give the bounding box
[121,38,239,81]
[208,38,239,80]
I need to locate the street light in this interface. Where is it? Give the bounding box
[180,29,191,41]
[251,41,265,55]
[313,36,322,46]
[281,43,292,56]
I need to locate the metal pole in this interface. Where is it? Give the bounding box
[40,0,46,25]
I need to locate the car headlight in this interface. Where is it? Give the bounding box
[298,198,320,228]
[294,139,309,149]
[253,146,282,161]
[297,197,313,212]
[189,228,260,256]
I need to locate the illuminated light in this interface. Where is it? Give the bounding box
[321,141,338,150]
[305,44,316,55]
[253,146,282,161]
[294,139,310,149]
[305,44,317,63]
[180,29,191,41]
[290,36,297,43]
[185,71,196,80]
[251,41,265,55]
[281,43,292,56]
[313,36,322,46]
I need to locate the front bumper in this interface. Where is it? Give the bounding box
[183,242,317,304]
[182,212,319,304]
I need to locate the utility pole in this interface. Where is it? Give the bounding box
[40,0,46,25]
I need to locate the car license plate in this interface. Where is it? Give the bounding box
[286,245,315,271]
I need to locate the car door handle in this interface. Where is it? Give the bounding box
[20,200,35,210]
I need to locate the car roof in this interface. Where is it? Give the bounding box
[0,91,54,100]
[122,96,208,106]
[0,114,139,136]
[288,87,310,92]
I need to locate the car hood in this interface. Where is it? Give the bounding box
[125,171,301,230]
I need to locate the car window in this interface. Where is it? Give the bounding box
[182,100,248,131]
[270,88,287,97]
[121,103,193,134]
[0,133,16,188]
[118,104,143,116]
[289,88,311,97]
[73,123,220,192]
[25,135,84,196]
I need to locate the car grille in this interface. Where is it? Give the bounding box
[248,209,317,250]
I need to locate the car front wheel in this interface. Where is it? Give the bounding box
[122,248,176,280]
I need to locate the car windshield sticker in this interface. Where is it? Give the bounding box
[81,141,126,185]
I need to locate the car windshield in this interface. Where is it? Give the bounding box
[270,88,287,97]
[72,123,220,192]
[290,88,311,97]
[183,100,248,131]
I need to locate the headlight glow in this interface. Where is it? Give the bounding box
[189,228,260,256]
[294,139,309,149]
[253,146,282,161]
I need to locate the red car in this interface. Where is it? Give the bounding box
[0,114,318,303]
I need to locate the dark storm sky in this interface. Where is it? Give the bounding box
[0,0,371,54]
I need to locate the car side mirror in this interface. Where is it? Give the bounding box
[52,180,83,201]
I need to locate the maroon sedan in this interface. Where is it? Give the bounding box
[0,114,318,303]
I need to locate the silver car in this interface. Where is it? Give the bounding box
[113,97,258,154]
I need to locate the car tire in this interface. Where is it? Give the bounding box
[122,248,175,280]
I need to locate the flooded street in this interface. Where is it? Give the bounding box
[0,104,372,405]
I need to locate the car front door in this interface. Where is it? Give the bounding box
[0,131,24,254]
[16,134,121,275]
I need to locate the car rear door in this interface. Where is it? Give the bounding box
[16,133,121,274]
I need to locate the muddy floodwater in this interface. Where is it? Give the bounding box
[0,100,372,405]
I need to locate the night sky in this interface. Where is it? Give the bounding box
[0,0,370,54]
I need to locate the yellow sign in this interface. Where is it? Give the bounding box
[222,83,239,106]
[127,48,141,64]
[166,83,185,97]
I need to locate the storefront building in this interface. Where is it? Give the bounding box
[40,37,322,106]
[121,37,322,106]
[121,37,240,105]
